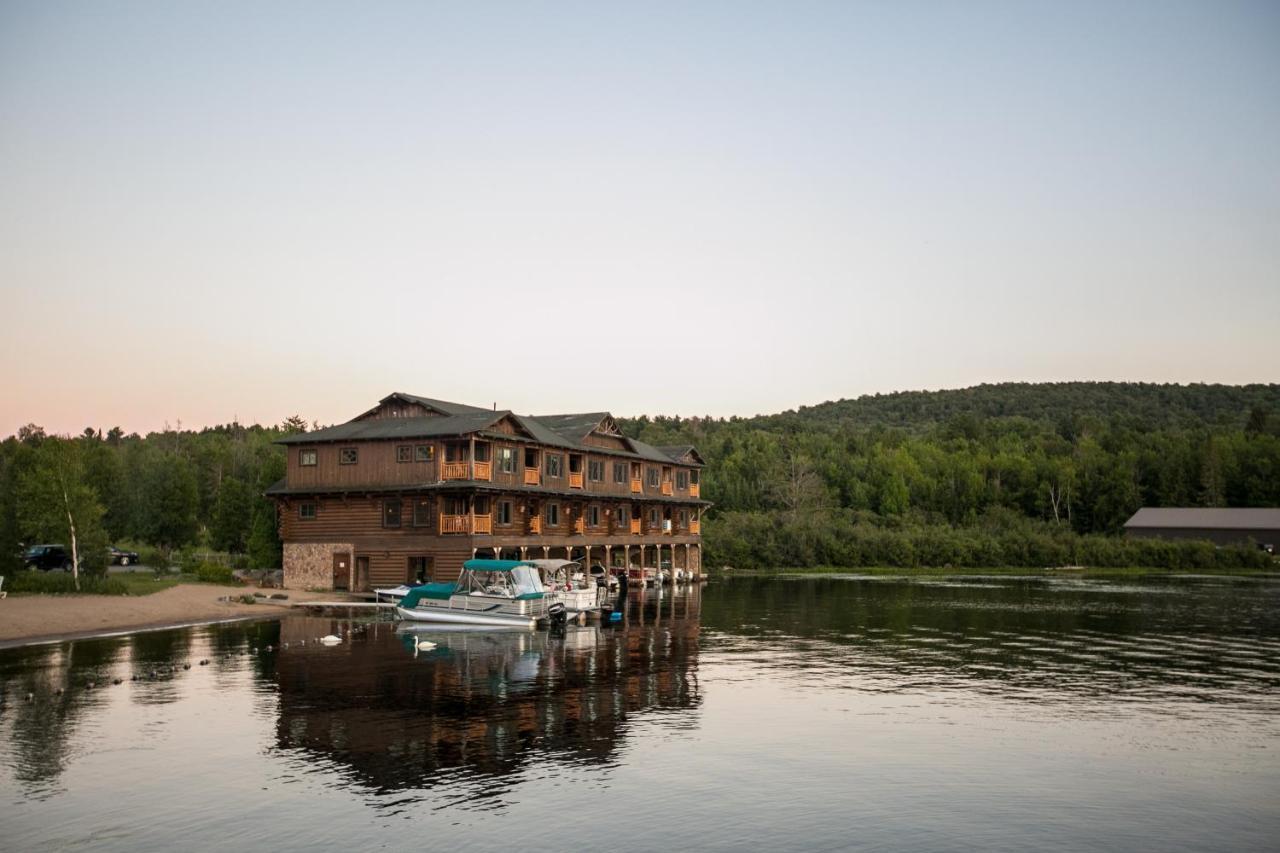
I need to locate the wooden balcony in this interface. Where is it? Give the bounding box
[569,472,584,489]
[573,517,585,535]
[661,481,673,496]
[630,478,642,494]
[441,461,469,481]
[690,483,700,499]
[524,469,540,486]
[473,513,492,534]
[473,461,492,481]
[629,519,641,535]
[439,514,470,534]
[528,516,542,535]
[690,519,701,535]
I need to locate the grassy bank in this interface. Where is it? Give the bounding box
[6,571,203,596]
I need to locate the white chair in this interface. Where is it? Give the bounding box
[0,576,6,599]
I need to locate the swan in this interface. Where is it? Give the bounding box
[416,640,437,650]
[320,635,342,645]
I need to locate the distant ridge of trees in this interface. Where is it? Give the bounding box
[619,381,1280,570]
[2,382,1276,575]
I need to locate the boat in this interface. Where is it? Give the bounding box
[394,559,555,628]
[374,584,412,603]
[527,559,606,617]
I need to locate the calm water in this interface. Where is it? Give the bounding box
[2,575,1279,852]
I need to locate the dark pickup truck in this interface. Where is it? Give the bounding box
[23,544,73,572]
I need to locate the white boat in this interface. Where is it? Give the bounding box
[394,559,556,628]
[374,584,412,603]
[527,559,605,617]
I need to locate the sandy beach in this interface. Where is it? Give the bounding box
[0,584,343,646]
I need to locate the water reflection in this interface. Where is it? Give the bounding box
[700,575,1280,712]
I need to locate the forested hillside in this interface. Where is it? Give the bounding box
[620,382,1280,569]
[2,383,1276,575]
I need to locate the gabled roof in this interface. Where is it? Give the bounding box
[1124,507,1280,530]
[658,445,706,466]
[279,393,706,467]
[278,411,506,445]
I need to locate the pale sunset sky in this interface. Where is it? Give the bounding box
[2,1,1277,436]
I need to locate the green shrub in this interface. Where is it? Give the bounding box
[193,561,235,584]
[8,571,128,595]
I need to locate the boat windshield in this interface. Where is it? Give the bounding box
[510,566,545,598]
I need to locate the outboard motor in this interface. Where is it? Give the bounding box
[547,602,568,628]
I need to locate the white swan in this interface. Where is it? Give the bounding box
[320,635,342,645]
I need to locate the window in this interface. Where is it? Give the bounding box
[647,467,659,487]
[677,470,689,489]
[546,454,563,478]
[691,470,700,485]
[415,444,434,462]
[383,498,402,528]
[474,496,490,516]
[588,505,601,527]
[498,447,516,474]
[299,502,317,520]
[497,500,513,525]
[613,462,628,483]
[299,449,317,467]
[474,442,491,462]
[339,447,358,465]
[413,499,432,527]
[680,509,689,525]
[397,445,413,463]
[546,502,560,526]
[588,460,604,482]
[649,507,659,525]
[568,454,583,473]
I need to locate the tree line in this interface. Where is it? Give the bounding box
[620,382,1280,570]
[0,419,303,584]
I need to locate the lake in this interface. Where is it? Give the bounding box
[2,575,1278,852]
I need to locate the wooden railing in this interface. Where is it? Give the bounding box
[524,469,540,486]
[573,517,585,534]
[441,461,469,480]
[690,483,700,499]
[473,461,492,481]
[440,514,492,534]
[439,514,470,534]
[661,481,673,496]
[630,519,641,535]
[630,478,642,494]
[690,519,701,535]
[569,472,584,489]
[528,516,542,535]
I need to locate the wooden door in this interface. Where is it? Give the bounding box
[332,552,351,591]
[355,557,370,592]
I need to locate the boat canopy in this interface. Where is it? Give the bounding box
[462,559,536,572]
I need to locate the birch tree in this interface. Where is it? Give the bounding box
[17,437,107,590]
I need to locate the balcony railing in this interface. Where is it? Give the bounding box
[661,481,673,496]
[690,519,701,535]
[569,472,584,489]
[439,513,492,534]
[630,478,642,494]
[573,517,585,534]
[524,469,540,486]
[441,461,469,480]
[690,483,700,499]
[473,461,492,481]
[630,519,641,535]
[528,516,542,535]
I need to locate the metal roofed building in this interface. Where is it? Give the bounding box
[1123,508,1280,550]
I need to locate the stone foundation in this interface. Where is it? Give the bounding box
[283,542,354,590]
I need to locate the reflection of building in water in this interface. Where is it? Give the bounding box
[272,586,702,792]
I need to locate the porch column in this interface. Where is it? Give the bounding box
[469,435,476,480]
[520,546,527,560]
[543,545,550,558]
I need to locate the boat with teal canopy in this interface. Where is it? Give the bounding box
[394,559,557,628]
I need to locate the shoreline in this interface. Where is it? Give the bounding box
[0,583,347,649]
[720,565,1279,578]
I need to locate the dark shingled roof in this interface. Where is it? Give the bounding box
[279,394,704,466]
[1124,508,1280,529]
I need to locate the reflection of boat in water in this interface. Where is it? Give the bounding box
[394,559,557,628]
[527,559,605,617]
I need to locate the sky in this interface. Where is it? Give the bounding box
[1,1,1277,436]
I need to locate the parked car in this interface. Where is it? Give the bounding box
[108,546,141,566]
[23,544,73,572]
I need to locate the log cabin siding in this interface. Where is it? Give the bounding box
[286,440,439,489]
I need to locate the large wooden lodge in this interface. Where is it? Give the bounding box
[267,393,708,591]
